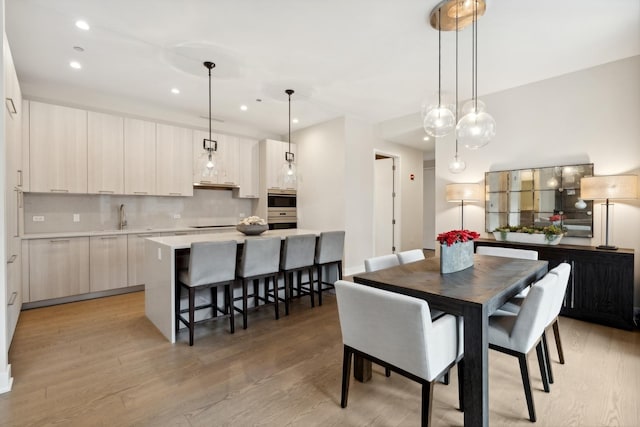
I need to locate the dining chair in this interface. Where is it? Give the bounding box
[364,254,400,272]
[488,272,558,422]
[235,237,281,329]
[279,234,317,314]
[334,280,464,427]
[476,246,538,298]
[311,230,345,306]
[176,240,237,346]
[397,249,426,264]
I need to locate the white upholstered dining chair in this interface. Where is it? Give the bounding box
[364,254,399,272]
[334,280,463,426]
[488,272,558,422]
[397,249,426,264]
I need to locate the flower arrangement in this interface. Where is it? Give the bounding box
[238,215,267,226]
[494,225,565,243]
[437,229,481,247]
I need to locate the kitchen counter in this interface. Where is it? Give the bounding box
[21,225,236,240]
[145,228,323,343]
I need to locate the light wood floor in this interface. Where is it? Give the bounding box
[1,291,639,426]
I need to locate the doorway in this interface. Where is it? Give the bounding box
[373,154,397,256]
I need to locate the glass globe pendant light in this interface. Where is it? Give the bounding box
[280,89,297,187]
[424,8,454,138]
[201,61,218,178]
[456,0,495,150]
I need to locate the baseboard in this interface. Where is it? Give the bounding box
[0,364,13,394]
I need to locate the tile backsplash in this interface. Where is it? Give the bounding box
[23,189,254,233]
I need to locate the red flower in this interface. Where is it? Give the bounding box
[436,229,481,247]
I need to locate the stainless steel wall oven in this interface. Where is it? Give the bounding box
[267,191,297,229]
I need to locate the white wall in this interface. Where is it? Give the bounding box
[295,116,424,275]
[435,55,640,305]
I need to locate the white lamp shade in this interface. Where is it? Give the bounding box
[580,175,638,200]
[446,183,483,202]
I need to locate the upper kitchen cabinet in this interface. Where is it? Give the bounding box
[88,111,124,194]
[156,123,193,196]
[29,101,88,193]
[261,139,297,191]
[124,117,156,195]
[192,130,239,186]
[237,137,259,198]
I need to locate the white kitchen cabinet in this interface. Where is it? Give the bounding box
[237,137,259,198]
[88,111,124,194]
[124,117,156,195]
[261,139,297,190]
[89,235,128,292]
[193,130,239,186]
[127,232,162,287]
[29,101,88,193]
[156,123,193,196]
[4,33,23,345]
[28,237,90,301]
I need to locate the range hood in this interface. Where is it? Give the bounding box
[193,182,239,190]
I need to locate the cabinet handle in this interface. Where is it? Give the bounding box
[223,181,235,185]
[7,254,17,264]
[134,191,148,195]
[17,170,22,187]
[174,232,187,236]
[100,236,118,240]
[199,180,213,184]
[51,189,69,193]
[50,239,70,243]
[8,292,17,306]
[6,98,16,114]
[169,192,182,196]
[99,190,114,194]
[570,260,575,309]
[136,234,153,237]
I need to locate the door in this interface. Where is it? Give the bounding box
[374,155,396,256]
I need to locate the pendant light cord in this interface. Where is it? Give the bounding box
[473,0,478,111]
[438,8,442,107]
[454,2,459,158]
[208,66,212,141]
[288,92,291,155]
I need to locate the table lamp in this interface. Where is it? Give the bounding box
[580,175,638,250]
[446,183,483,229]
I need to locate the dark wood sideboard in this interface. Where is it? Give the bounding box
[474,239,635,330]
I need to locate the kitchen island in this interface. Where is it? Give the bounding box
[144,228,323,343]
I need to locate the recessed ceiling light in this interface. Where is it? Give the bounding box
[69,61,82,69]
[423,136,430,141]
[171,88,180,94]
[75,20,90,31]
[292,118,299,124]
[240,105,248,111]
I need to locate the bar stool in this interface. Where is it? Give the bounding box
[279,234,317,314]
[176,240,237,346]
[312,230,345,305]
[235,237,281,329]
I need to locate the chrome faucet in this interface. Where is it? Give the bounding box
[119,204,127,230]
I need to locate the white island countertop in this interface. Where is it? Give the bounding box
[144,228,324,342]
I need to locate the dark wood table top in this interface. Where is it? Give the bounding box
[353,254,549,316]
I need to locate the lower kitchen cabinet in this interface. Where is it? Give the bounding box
[89,235,128,292]
[127,232,161,287]
[474,239,635,330]
[29,237,90,301]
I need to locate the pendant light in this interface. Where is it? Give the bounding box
[201,61,218,177]
[280,89,297,187]
[456,0,495,149]
[448,5,466,174]
[423,7,455,138]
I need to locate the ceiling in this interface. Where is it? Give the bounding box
[6,0,640,150]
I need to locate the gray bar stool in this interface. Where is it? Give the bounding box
[279,234,317,314]
[176,240,237,346]
[313,230,345,305]
[235,237,281,329]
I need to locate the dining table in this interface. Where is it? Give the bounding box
[352,254,548,427]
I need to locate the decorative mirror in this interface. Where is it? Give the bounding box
[485,163,594,237]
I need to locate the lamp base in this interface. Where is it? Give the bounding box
[596,244,618,251]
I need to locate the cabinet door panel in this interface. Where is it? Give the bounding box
[88,112,124,194]
[90,235,128,292]
[29,102,88,193]
[29,238,90,301]
[157,123,193,196]
[124,118,156,195]
[238,137,259,198]
[127,233,159,286]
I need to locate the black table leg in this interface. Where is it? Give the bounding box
[462,305,489,427]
